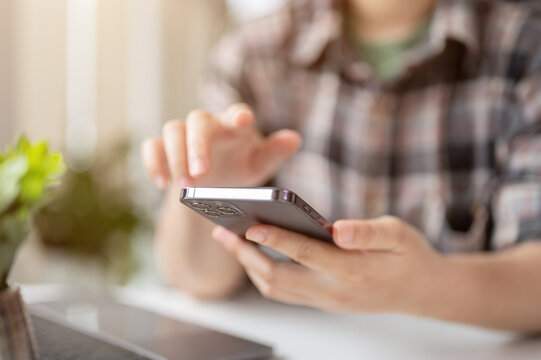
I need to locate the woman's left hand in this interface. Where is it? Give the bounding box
[212,216,447,314]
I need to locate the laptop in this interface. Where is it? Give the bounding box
[28,295,273,360]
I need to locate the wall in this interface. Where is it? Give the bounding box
[0,0,227,150]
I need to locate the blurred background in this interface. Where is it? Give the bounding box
[0,0,286,290]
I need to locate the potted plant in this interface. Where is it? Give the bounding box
[0,136,65,359]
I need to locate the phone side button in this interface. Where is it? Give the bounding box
[309,210,321,221]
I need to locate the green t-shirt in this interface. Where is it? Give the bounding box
[348,19,431,81]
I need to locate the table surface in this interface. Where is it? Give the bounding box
[21,284,541,360]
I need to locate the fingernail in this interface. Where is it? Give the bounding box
[246,230,265,243]
[191,158,206,176]
[178,177,191,188]
[155,175,167,189]
[338,223,353,245]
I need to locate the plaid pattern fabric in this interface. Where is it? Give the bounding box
[200,0,541,253]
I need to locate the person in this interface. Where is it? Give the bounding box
[141,0,541,332]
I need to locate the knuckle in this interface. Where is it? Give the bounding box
[170,159,187,173]
[259,288,272,299]
[260,262,277,284]
[258,283,275,299]
[340,260,364,283]
[227,238,244,257]
[259,230,277,247]
[189,137,207,152]
[236,249,251,266]
[293,239,313,263]
[382,215,406,242]
[379,215,406,244]
[380,215,399,226]
[354,221,373,246]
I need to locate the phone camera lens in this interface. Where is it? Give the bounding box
[217,207,239,215]
[191,202,210,210]
[203,210,221,217]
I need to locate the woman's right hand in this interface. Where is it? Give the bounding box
[141,103,302,189]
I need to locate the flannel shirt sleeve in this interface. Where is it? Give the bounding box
[491,13,541,249]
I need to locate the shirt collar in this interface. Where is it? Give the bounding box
[428,0,480,58]
[288,0,343,66]
[288,0,481,69]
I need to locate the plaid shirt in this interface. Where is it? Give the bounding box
[200,0,541,253]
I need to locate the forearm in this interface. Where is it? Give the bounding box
[155,187,246,298]
[421,242,541,332]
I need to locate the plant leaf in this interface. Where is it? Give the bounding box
[43,153,66,178]
[16,135,31,153]
[19,174,46,203]
[27,140,48,170]
[0,156,28,213]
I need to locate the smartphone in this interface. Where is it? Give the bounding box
[180,187,334,244]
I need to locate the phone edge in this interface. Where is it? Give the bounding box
[179,187,333,239]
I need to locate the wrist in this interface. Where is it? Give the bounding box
[415,254,491,324]
[404,254,481,321]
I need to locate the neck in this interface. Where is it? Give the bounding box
[346,0,436,44]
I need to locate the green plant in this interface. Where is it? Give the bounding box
[33,141,148,284]
[0,136,65,290]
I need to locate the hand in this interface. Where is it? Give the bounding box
[211,216,446,314]
[141,103,302,189]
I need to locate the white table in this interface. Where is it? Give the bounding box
[21,284,541,360]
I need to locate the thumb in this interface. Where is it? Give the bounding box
[252,129,302,175]
[333,217,412,252]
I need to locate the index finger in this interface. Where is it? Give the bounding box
[245,224,349,276]
[185,110,217,177]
